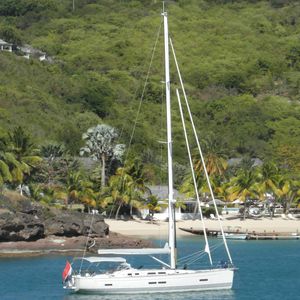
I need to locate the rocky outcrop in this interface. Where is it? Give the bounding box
[44,211,109,237]
[0,195,109,242]
[0,209,45,242]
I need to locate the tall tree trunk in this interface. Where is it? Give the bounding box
[130,204,133,217]
[115,203,122,220]
[243,201,247,220]
[286,197,292,213]
[101,154,106,188]
[18,184,23,196]
[283,198,288,214]
[65,196,69,209]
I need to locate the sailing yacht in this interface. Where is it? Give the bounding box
[63,9,235,294]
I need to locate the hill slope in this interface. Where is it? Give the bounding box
[0,0,299,170]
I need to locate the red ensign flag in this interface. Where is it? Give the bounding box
[62,261,72,282]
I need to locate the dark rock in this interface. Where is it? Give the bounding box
[0,211,45,242]
[44,210,109,238]
[0,196,109,242]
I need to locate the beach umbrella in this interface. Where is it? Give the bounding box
[232,199,244,204]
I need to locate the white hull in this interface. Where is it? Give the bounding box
[69,268,234,294]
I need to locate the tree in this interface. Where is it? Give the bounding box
[227,168,259,219]
[272,177,300,213]
[193,136,228,178]
[215,181,232,204]
[101,169,131,219]
[145,194,163,223]
[180,136,228,207]
[57,171,96,210]
[0,136,13,189]
[123,160,149,216]
[101,161,148,219]
[256,162,280,200]
[38,143,79,186]
[80,124,125,188]
[8,126,42,193]
[0,26,22,44]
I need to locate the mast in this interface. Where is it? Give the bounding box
[162,9,176,269]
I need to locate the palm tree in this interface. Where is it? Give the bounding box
[101,161,148,219]
[227,168,259,219]
[256,162,280,200]
[180,169,221,212]
[101,170,132,219]
[80,124,125,188]
[272,177,300,213]
[215,181,232,204]
[193,136,228,177]
[8,127,42,193]
[0,136,17,191]
[123,160,149,214]
[41,143,66,159]
[145,195,164,223]
[65,171,96,208]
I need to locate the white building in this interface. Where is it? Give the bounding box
[0,39,12,52]
[140,185,200,221]
[19,44,47,61]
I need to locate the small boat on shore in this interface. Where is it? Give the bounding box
[180,227,300,241]
[217,233,248,240]
[179,227,212,236]
[247,234,300,240]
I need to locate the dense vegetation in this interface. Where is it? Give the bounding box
[0,0,300,214]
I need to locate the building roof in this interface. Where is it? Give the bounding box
[148,185,185,201]
[227,157,263,167]
[19,44,45,55]
[0,39,12,46]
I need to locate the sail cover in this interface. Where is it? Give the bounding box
[97,243,170,255]
[74,257,127,263]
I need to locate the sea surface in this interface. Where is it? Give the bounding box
[1,236,299,300]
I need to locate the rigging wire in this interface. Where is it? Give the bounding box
[176,88,212,266]
[79,212,95,272]
[170,38,233,265]
[183,243,223,266]
[177,242,224,267]
[124,21,163,162]
[107,20,163,219]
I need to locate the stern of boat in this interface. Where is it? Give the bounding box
[63,275,76,290]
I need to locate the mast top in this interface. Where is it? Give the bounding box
[162,1,167,16]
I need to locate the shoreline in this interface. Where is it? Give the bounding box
[0,234,152,257]
[104,217,300,237]
[1,217,299,257]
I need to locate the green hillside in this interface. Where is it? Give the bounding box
[0,0,300,171]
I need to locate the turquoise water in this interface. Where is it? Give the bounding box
[1,237,299,299]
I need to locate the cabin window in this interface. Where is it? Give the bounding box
[135,273,139,275]
[148,282,157,284]
[128,273,132,276]
[158,281,166,284]
[158,272,166,274]
[148,272,156,275]
[199,279,208,282]
[105,284,113,286]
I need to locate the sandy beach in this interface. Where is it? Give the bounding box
[105,217,300,237]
